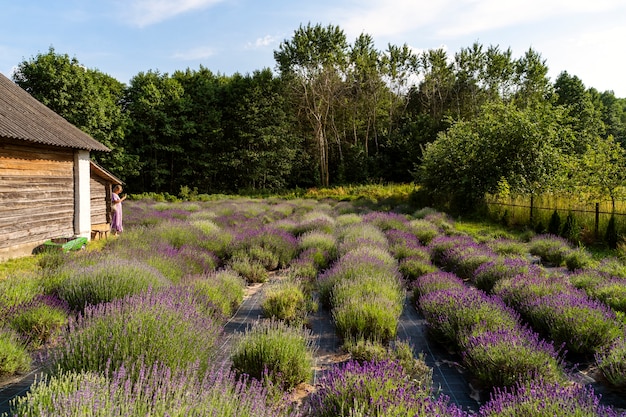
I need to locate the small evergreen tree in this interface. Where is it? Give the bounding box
[548,210,561,235]
[606,214,619,249]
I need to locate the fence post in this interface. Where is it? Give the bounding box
[595,202,600,238]
[529,195,534,225]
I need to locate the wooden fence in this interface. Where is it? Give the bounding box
[485,194,626,240]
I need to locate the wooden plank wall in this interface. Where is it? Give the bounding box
[0,140,75,249]
[90,175,109,225]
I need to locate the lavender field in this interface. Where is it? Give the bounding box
[1,197,626,416]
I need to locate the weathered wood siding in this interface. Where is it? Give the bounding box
[90,175,109,224]
[0,140,75,250]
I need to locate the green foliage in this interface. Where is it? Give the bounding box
[261,280,309,325]
[0,328,31,375]
[528,235,572,266]
[8,301,68,348]
[228,256,269,283]
[417,101,569,211]
[190,270,246,317]
[596,337,626,387]
[231,319,316,390]
[564,247,595,271]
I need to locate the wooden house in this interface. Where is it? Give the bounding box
[0,72,119,261]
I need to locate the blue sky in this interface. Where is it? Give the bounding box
[1,0,625,96]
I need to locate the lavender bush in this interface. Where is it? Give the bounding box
[408,218,441,245]
[478,378,625,417]
[298,230,338,265]
[6,294,69,348]
[305,359,464,417]
[596,336,626,387]
[54,257,170,311]
[262,280,309,325]
[337,223,389,256]
[231,319,316,390]
[485,238,528,257]
[418,286,520,350]
[411,271,465,301]
[399,256,438,282]
[8,362,299,417]
[188,269,246,316]
[52,287,223,378]
[473,257,541,293]
[440,242,498,281]
[462,326,565,388]
[230,227,298,268]
[228,255,269,283]
[362,211,410,232]
[528,234,573,266]
[428,235,477,267]
[522,291,623,355]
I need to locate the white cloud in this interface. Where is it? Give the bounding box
[246,35,279,49]
[172,46,215,60]
[119,0,225,27]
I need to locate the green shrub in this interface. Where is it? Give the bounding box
[606,214,619,249]
[190,269,246,316]
[409,219,441,245]
[561,212,580,243]
[231,319,316,390]
[228,256,269,283]
[7,296,68,348]
[398,257,438,282]
[564,247,595,271]
[233,246,280,271]
[0,328,31,376]
[261,280,308,325]
[596,336,626,387]
[528,234,572,266]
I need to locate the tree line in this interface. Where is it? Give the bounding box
[11,23,626,207]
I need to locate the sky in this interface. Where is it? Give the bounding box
[1,0,625,97]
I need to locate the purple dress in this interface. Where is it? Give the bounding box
[111,192,123,233]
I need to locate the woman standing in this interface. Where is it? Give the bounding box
[111,184,127,235]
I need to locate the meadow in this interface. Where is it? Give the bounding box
[1,193,626,416]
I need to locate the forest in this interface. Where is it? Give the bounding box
[10,23,626,210]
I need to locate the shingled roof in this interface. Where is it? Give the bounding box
[0,72,109,152]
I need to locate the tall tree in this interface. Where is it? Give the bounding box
[554,71,605,154]
[274,23,349,186]
[123,71,185,193]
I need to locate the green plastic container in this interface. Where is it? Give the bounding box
[42,237,88,252]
